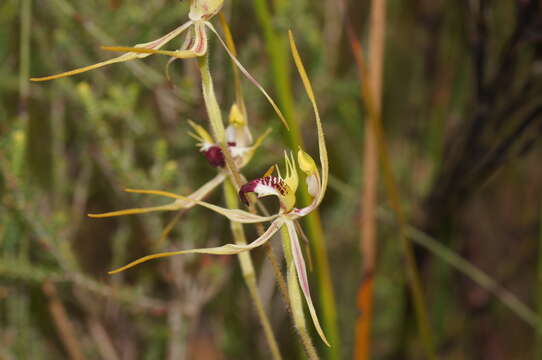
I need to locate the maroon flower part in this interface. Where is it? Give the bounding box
[239,181,257,205]
[201,142,238,168]
[238,176,290,207]
[203,145,225,168]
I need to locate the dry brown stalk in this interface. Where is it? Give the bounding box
[355,1,386,359]
[43,281,87,360]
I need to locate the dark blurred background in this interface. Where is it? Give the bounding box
[1,0,542,359]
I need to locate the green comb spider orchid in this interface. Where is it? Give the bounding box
[105,32,330,346]
[88,104,270,219]
[30,0,286,127]
[30,0,222,81]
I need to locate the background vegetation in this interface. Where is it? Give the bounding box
[1,0,542,359]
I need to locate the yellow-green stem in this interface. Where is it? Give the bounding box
[215,15,291,311]
[198,53,283,358]
[198,53,226,143]
[253,2,340,356]
[224,180,282,360]
[197,39,291,311]
[281,224,319,360]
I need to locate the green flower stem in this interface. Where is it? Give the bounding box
[198,53,226,143]
[253,1,340,357]
[198,54,284,358]
[214,16,290,310]
[224,179,282,360]
[281,225,319,360]
[197,45,290,312]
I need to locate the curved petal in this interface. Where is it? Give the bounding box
[88,173,226,218]
[30,21,193,82]
[109,218,283,274]
[204,22,289,130]
[286,220,330,346]
[100,46,200,59]
[288,31,328,210]
[88,203,179,218]
[122,188,277,224]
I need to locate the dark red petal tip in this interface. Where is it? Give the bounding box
[203,146,225,168]
[239,181,257,206]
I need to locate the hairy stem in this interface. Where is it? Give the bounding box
[253,1,340,356]
[198,54,283,358]
[224,180,282,360]
[281,225,319,360]
[216,14,291,311]
[198,53,226,143]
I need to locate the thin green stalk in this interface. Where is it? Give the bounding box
[401,219,540,331]
[197,49,290,309]
[253,1,340,356]
[224,180,282,360]
[217,14,291,312]
[197,54,283,358]
[198,53,226,143]
[281,225,319,360]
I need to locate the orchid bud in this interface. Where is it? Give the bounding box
[298,149,319,197]
[229,103,245,127]
[189,0,224,21]
[297,148,317,175]
[226,104,253,147]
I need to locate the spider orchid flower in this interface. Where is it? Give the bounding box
[191,104,265,169]
[106,32,330,346]
[30,0,286,127]
[88,104,270,219]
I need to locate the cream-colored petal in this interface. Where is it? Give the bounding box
[286,220,330,346]
[88,173,226,218]
[88,203,179,218]
[109,218,283,274]
[100,47,200,59]
[288,31,328,210]
[123,188,277,224]
[204,22,289,130]
[188,120,215,144]
[30,21,193,82]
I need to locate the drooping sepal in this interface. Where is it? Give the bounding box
[30,21,194,82]
[289,31,328,210]
[119,188,278,224]
[109,218,283,274]
[285,220,330,346]
[88,173,226,218]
